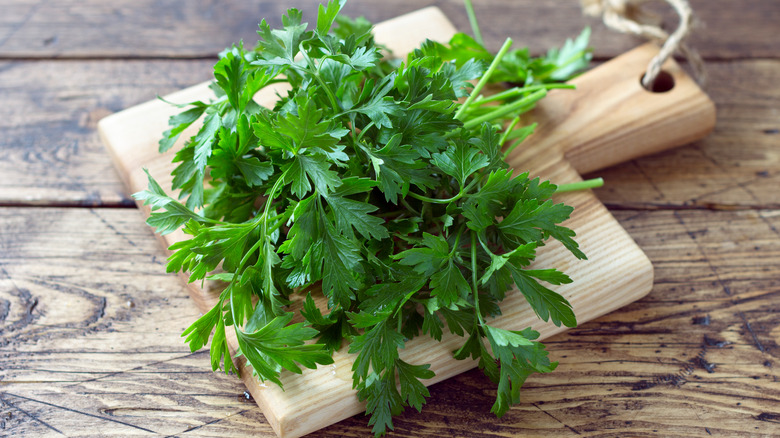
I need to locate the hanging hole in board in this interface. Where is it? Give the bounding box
[641,70,675,93]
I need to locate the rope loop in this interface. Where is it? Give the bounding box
[582,0,705,88]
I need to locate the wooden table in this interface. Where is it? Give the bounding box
[1,1,778,436]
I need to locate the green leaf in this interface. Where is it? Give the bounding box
[347,46,380,71]
[316,0,346,36]
[507,266,576,328]
[132,170,207,235]
[332,177,379,197]
[421,308,444,341]
[300,154,342,194]
[443,58,484,98]
[237,313,334,387]
[497,199,573,243]
[321,223,361,308]
[361,134,434,204]
[359,275,426,317]
[431,32,493,66]
[353,74,402,128]
[236,157,274,186]
[525,269,572,285]
[209,317,237,374]
[279,194,319,260]
[159,105,206,153]
[179,107,222,209]
[544,27,592,81]
[325,194,388,240]
[429,260,470,306]
[193,108,221,171]
[192,222,256,274]
[396,359,434,412]
[283,154,342,198]
[483,325,556,417]
[214,49,246,111]
[349,320,405,380]
[453,329,499,381]
[432,141,489,187]
[300,292,334,326]
[358,371,404,437]
[484,325,534,348]
[182,303,221,353]
[394,232,450,276]
[256,8,309,66]
[275,95,347,152]
[439,306,474,337]
[478,242,537,285]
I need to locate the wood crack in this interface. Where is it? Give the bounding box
[532,403,582,435]
[2,392,156,434]
[168,409,251,436]
[0,393,64,435]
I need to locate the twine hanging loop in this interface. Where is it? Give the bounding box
[581,0,705,88]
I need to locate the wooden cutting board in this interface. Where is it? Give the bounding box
[98,7,715,438]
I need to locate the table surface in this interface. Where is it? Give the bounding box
[1,1,778,437]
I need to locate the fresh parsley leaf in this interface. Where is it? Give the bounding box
[159,105,206,153]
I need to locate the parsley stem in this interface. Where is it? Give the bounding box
[476,235,494,257]
[461,89,546,131]
[462,0,484,46]
[470,231,485,326]
[407,177,480,204]
[312,73,341,113]
[555,177,604,193]
[407,191,462,204]
[199,216,224,225]
[299,43,341,113]
[400,197,421,216]
[498,116,520,148]
[356,122,375,143]
[224,175,288,324]
[454,37,514,121]
[450,227,464,257]
[472,83,575,106]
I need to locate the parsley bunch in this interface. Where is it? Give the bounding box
[135,1,593,435]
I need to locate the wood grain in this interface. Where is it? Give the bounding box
[0,59,213,206]
[0,207,271,436]
[1,208,778,437]
[0,0,777,60]
[590,60,780,210]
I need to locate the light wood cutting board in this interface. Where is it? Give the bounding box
[98,7,715,438]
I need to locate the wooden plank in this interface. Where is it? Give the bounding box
[0,59,213,206]
[0,0,777,60]
[2,208,778,436]
[1,58,775,207]
[0,207,266,436]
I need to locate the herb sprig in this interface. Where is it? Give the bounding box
[135,1,594,435]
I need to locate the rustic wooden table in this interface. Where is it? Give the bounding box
[1,1,778,437]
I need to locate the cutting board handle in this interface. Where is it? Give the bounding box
[517,42,716,175]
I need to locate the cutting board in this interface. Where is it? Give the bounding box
[98,7,715,438]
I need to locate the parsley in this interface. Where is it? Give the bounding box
[134,1,595,435]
